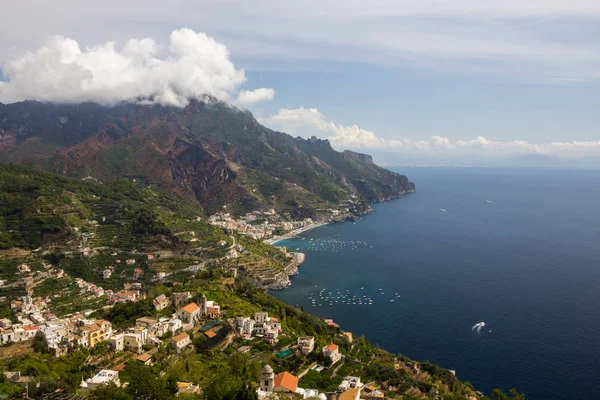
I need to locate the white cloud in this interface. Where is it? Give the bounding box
[0,28,275,107]
[261,107,600,158]
[235,88,275,108]
[2,2,600,79]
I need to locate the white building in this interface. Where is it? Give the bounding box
[322,344,342,365]
[81,370,120,391]
[297,336,315,355]
[109,334,124,351]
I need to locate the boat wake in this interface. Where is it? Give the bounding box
[472,321,486,334]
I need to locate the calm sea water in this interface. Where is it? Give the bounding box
[273,167,600,400]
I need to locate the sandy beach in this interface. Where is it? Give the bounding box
[264,222,330,245]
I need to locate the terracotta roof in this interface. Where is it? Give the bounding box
[326,343,338,352]
[273,371,298,393]
[24,325,38,331]
[338,387,361,400]
[204,329,216,338]
[114,363,126,371]
[134,353,152,362]
[270,317,278,322]
[172,332,190,343]
[180,302,200,313]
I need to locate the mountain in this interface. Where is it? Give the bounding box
[0,100,414,217]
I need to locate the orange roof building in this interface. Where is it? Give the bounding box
[326,343,338,352]
[338,387,361,400]
[180,302,200,313]
[273,371,298,393]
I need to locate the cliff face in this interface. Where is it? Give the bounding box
[0,100,414,215]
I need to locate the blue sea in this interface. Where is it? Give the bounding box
[273,167,600,400]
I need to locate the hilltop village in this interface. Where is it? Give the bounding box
[0,259,483,400]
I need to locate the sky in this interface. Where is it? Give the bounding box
[1,1,599,165]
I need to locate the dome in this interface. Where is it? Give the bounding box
[262,364,273,373]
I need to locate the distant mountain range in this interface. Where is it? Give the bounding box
[0,100,414,217]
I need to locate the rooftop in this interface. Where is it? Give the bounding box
[326,343,338,352]
[180,302,200,313]
[172,332,190,343]
[273,371,298,393]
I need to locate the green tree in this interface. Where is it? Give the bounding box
[90,383,133,400]
[125,364,173,400]
[490,388,526,400]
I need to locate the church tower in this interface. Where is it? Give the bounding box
[260,364,274,392]
[200,293,207,315]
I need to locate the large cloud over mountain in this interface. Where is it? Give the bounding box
[0,28,274,107]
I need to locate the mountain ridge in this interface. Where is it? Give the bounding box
[0,100,415,217]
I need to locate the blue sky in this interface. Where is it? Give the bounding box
[1,1,599,163]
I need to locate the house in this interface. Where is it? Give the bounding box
[153,294,171,311]
[338,386,361,400]
[204,329,217,339]
[96,319,112,340]
[102,269,112,280]
[343,332,353,343]
[81,370,120,391]
[254,312,269,324]
[237,345,252,354]
[323,343,342,365]
[133,268,143,279]
[136,317,158,330]
[109,334,124,351]
[79,323,105,348]
[338,376,362,391]
[133,353,153,365]
[273,371,298,393]
[126,259,136,265]
[205,304,220,319]
[155,271,166,279]
[172,292,192,307]
[177,382,200,394]
[23,325,39,339]
[123,330,146,354]
[324,319,339,328]
[171,332,191,353]
[0,318,11,328]
[297,336,315,355]
[236,317,255,335]
[176,303,201,326]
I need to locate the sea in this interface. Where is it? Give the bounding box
[272,167,600,400]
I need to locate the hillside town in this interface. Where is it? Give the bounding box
[0,273,392,400]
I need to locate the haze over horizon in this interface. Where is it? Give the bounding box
[1,1,599,165]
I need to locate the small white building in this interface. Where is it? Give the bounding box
[81,370,120,391]
[322,343,342,365]
[109,334,124,351]
[297,336,315,355]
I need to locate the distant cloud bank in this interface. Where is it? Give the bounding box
[261,107,600,158]
[0,29,274,108]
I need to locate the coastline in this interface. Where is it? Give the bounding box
[264,221,330,245]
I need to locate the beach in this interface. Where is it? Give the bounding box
[264,221,330,245]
